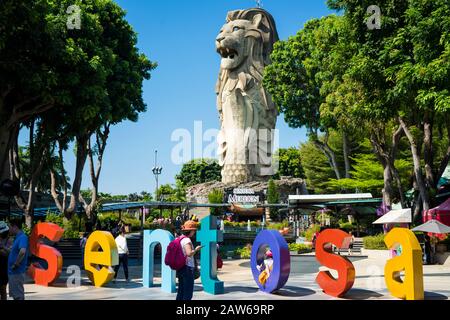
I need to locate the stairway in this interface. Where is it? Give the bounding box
[127,236,142,259]
[55,239,82,260]
[55,235,145,261]
[352,238,363,254]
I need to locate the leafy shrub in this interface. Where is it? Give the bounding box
[339,222,355,232]
[63,230,81,239]
[208,189,224,216]
[235,245,252,259]
[45,213,84,239]
[363,234,387,250]
[267,221,289,231]
[305,225,321,241]
[288,243,312,253]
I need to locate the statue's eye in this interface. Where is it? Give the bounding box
[233,26,241,32]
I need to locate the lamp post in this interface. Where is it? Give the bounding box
[152,150,163,202]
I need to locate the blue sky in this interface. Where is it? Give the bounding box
[20,0,334,195]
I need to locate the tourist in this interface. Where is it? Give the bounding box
[424,234,432,264]
[174,216,182,236]
[0,221,12,300]
[176,220,202,301]
[7,219,29,300]
[95,219,103,231]
[257,250,273,288]
[312,231,319,251]
[217,243,223,269]
[348,231,355,255]
[114,228,129,283]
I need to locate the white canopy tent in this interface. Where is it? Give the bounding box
[412,220,450,234]
[373,208,412,225]
[289,193,373,204]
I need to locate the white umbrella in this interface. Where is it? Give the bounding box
[412,219,450,234]
[373,209,412,225]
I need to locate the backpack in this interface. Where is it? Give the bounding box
[164,236,187,271]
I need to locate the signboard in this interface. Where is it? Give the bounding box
[225,188,265,204]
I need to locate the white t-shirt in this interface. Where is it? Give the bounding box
[180,237,195,268]
[115,235,129,255]
[257,259,274,276]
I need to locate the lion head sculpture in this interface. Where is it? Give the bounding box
[216,8,279,98]
[215,8,279,184]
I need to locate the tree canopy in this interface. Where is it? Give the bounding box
[175,159,221,187]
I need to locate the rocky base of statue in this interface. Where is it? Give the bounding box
[186,176,308,204]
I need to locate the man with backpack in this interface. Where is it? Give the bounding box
[165,220,202,301]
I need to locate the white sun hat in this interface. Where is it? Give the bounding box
[0,221,9,234]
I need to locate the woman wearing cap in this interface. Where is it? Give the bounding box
[0,221,13,300]
[176,220,202,301]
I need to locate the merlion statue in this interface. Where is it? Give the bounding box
[216,8,279,184]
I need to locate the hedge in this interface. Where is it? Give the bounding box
[288,243,312,253]
[363,234,387,250]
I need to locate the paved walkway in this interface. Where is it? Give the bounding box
[18,255,450,300]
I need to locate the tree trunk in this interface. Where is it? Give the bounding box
[383,162,394,206]
[399,117,430,211]
[0,124,13,182]
[370,126,396,207]
[413,193,422,222]
[391,165,406,208]
[390,125,406,208]
[66,134,89,219]
[423,113,434,189]
[79,125,110,221]
[11,124,48,228]
[342,131,351,179]
[313,139,341,180]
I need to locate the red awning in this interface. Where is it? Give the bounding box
[423,197,450,226]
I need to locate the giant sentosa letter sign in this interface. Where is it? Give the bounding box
[143,229,176,293]
[250,230,290,293]
[384,228,424,300]
[197,215,224,295]
[84,231,119,287]
[315,229,355,297]
[142,215,224,295]
[25,221,425,300]
[28,222,64,286]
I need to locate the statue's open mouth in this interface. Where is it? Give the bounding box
[217,47,238,60]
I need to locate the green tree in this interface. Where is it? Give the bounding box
[327,0,450,215]
[208,189,224,216]
[157,183,186,203]
[267,179,280,221]
[264,15,357,180]
[39,0,156,221]
[299,140,337,194]
[328,139,412,199]
[0,0,63,182]
[273,147,305,179]
[176,159,221,187]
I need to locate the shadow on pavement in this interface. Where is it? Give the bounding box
[272,286,316,298]
[425,291,448,300]
[344,288,384,299]
[224,285,259,294]
[103,281,143,289]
